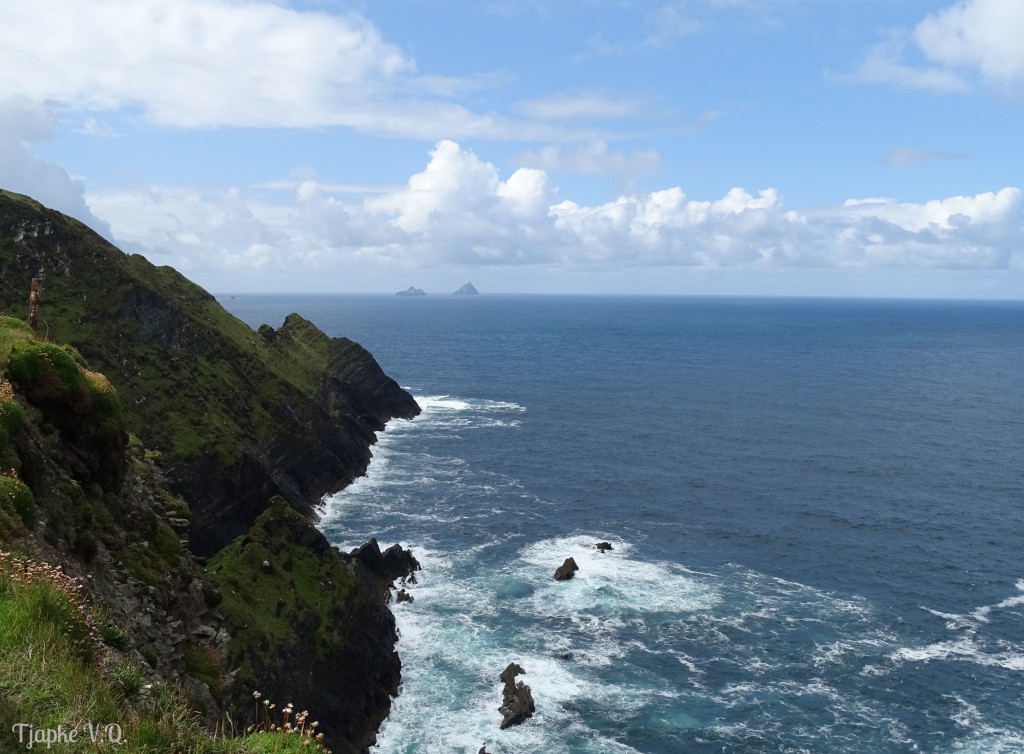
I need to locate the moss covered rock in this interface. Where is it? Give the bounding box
[208,498,407,754]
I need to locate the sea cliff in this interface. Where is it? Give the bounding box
[0,188,420,753]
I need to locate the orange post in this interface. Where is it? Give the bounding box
[28,278,40,330]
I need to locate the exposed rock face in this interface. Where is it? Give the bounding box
[3,355,227,723]
[395,286,426,296]
[498,662,535,729]
[186,318,421,555]
[453,281,479,296]
[346,537,421,591]
[554,557,579,581]
[596,541,613,552]
[208,500,415,754]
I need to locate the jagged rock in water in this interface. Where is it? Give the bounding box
[596,541,613,553]
[395,589,414,604]
[498,662,535,729]
[346,538,421,586]
[453,281,479,296]
[395,286,426,296]
[554,556,579,581]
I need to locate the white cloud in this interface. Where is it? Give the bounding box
[914,0,1024,85]
[517,140,662,179]
[514,94,646,121]
[643,5,704,48]
[841,35,969,94]
[841,187,1020,233]
[85,141,1024,286]
[882,147,969,167]
[0,99,111,234]
[0,0,570,141]
[846,0,1024,94]
[0,1,403,127]
[76,118,121,139]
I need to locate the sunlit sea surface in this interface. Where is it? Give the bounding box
[222,294,1024,754]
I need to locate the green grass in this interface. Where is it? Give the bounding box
[0,554,331,754]
[0,475,35,527]
[206,498,362,700]
[6,340,126,440]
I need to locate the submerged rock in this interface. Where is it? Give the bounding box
[554,557,579,581]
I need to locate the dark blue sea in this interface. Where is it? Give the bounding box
[221,294,1024,754]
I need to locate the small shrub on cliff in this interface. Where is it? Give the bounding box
[99,622,130,650]
[0,379,24,472]
[185,644,225,703]
[6,342,126,439]
[0,381,24,435]
[0,474,36,528]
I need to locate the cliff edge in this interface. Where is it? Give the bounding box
[0,189,420,555]
[0,188,422,753]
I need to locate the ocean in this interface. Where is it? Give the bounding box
[221,294,1024,754]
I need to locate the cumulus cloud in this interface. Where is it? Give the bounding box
[914,0,1024,85]
[845,0,1024,94]
[0,99,111,234]
[85,141,1024,286]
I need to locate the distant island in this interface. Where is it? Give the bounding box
[396,286,427,296]
[453,282,479,296]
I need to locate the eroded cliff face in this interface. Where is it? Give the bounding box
[208,500,419,754]
[0,328,224,716]
[0,189,420,555]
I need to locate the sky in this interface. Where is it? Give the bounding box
[1,0,1023,297]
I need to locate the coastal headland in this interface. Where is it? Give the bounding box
[0,188,419,753]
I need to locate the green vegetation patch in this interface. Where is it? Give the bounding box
[7,341,126,439]
[0,552,328,753]
[0,475,35,528]
[207,498,361,691]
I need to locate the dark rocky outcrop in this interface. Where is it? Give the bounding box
[554,557,579,581]
[346,537,421,589]
[208,499,419,754]
[596,541,613,552]
[498,662,535,729]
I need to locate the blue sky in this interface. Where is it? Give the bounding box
[2,0,1023,296]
